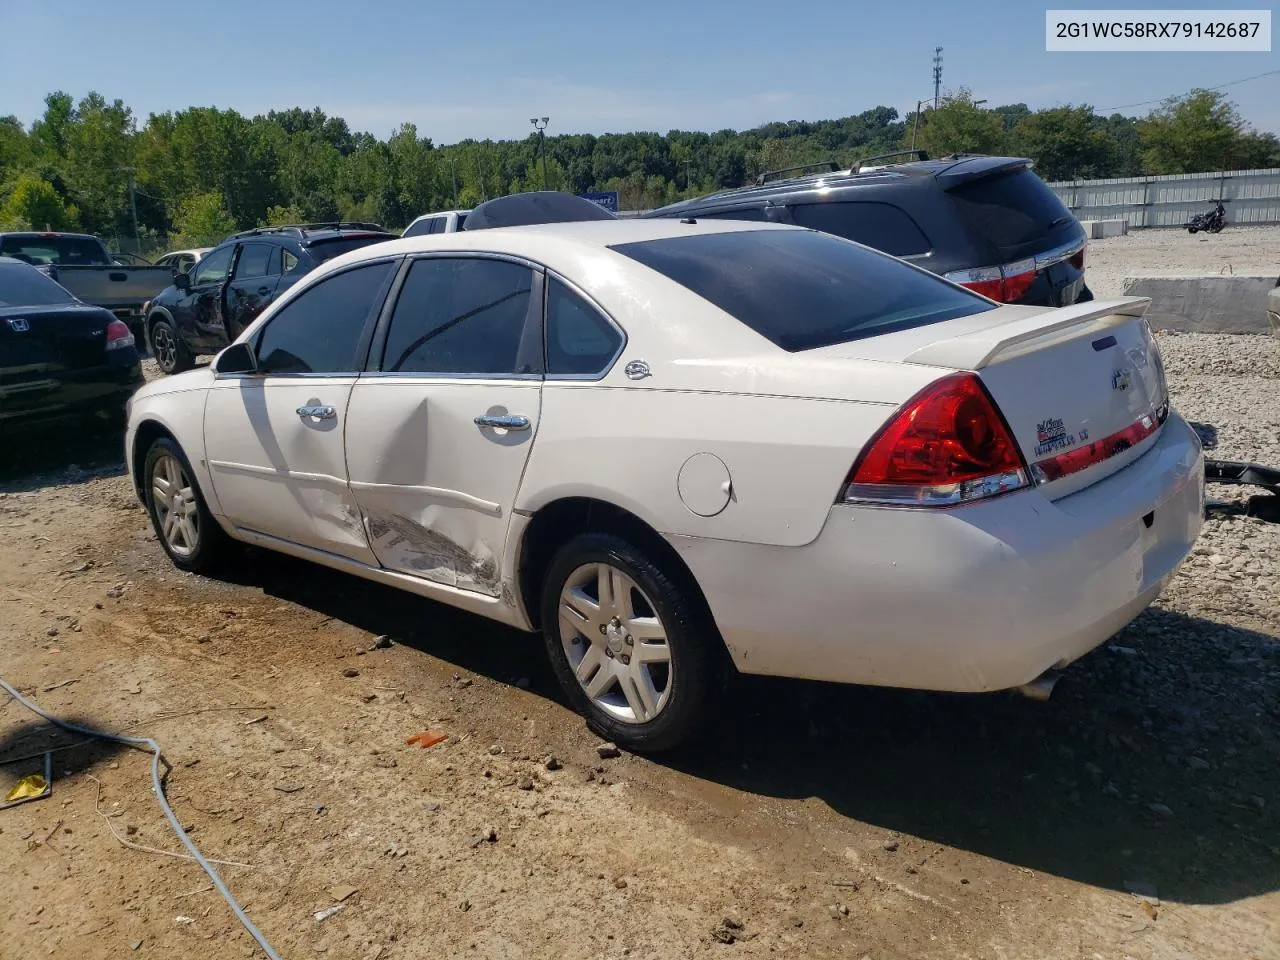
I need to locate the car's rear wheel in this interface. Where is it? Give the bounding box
[150,317,192,375]
[144,437,231,573]
[540,532,718,753]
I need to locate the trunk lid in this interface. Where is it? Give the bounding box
[813,298,1171,499]
[1,303,116,392]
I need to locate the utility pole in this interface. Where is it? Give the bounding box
[119,166,140,252]
[911,100,925,150]
[685,158,693,193]
[530,117,549,190]
[932,46,944,110]
[448,155,458,207]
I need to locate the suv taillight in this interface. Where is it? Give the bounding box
[105,319,135,351]
[842,373,1029,506]
[945,258,1036,303]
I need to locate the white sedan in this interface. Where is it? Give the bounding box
[124,216,1204,751]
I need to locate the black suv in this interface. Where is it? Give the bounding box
[145,222,397,374]
[646,152,1091,308]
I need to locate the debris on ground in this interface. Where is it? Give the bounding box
[4,773,49,804]
[596,742,620,759]
[371,634,393,650]
[405,730,448,749]
[314,904,345,922]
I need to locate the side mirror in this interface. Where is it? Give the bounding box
[173,271,191,291]
[215,341,257,375]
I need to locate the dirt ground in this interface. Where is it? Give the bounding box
[2,232,1278,960]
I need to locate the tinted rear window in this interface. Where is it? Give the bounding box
[0,235,110,265]
[612,229,993,353]
[305,235,395,261]
[0,262,76,307]
[791,201,931,256]
[948,169,1074,252]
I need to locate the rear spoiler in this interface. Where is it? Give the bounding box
[934,156,1031,190]
[904,298,1151,370]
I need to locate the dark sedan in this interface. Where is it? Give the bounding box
[0,257,143,431]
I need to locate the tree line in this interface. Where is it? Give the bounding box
[0,87,1274,253]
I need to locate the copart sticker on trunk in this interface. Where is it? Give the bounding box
[1034,416,1090,457]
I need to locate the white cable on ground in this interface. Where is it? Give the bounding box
[0,675,282,960]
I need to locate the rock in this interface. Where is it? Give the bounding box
[827,903,849,919]
[423,800,441,813]
[518,777,534,791]
[342,668,359,678]
[457,677,473,688]
[472,825,497,846]
[882,839,899,852]
[1187,756,1211,771]
[130,941,143,951]
[614,877,628,889]
[596,742,621,759]
[488,744,503,756]
[328,885,358,903]
[1147,802,1174,818]
[544,756,562,771]
[46,627,58,637]
[371,634,393,649]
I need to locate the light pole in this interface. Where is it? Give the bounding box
[118,166,140,252]
[530,117,549,190]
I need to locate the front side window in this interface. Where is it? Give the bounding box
[381,257,535,376]
[255,261,394,374]
[191,246,234,287]
[545,277,622,376]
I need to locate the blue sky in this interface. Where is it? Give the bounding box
[6,1,1278,141]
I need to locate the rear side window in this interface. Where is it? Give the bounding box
[791,201,931,256]
[305,234,394,262]
[381,257,535,376]
[612,229,993,353]
[233,244,277,280]
[948,168,1073,252]
[546,278,622,376]
[255,261,394,374]
[402,218,433,238]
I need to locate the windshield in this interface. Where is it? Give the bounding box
[611,229,994,352]
[0,235,111,266]
[305,234,396,261]
[0,261,77,307]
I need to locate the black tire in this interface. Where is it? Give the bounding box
[1188,226,1198,234]
[149,316,193,375]
[540,532,720,753]
[1210,223,1224,234]
[143,436,233,574]
[1076,284,1095,303]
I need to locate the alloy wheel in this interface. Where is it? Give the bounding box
[151,454,200,557]
[558,562,673,724]
[153,324,177,371]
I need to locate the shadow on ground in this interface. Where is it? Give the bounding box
[0,715,131,790]
[207,548,1280,907]
[0,421,127,492]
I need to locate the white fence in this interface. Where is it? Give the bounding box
[1046,168,1280,228]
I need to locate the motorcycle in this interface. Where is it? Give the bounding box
[1187,202,1226,234]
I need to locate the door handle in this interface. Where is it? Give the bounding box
[474,414,530,431]
[297,404,337,420]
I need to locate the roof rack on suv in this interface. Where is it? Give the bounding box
[850,149,930,172]
[230,222,388,240]
[754,161,840,186]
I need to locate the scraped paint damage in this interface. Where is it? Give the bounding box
[364,510,502,597]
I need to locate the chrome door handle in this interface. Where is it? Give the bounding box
[474,414,530,431]
[297,404,336,420]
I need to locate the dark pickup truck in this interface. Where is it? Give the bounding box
[0,232,173,336]
[0,256,143,431]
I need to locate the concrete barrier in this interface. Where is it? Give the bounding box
[1122,275,1276,334]
[1093,219,1128,238]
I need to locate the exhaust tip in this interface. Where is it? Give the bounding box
[1015,670,1060,702]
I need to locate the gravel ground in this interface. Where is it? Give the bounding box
[1087,224,1280,298]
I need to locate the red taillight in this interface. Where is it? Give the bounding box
[105,319,135,351]
[843,373,1029,506]
[947,258,1037,303]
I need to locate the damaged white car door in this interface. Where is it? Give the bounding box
[204,259,398,563]
[344,255,543,595]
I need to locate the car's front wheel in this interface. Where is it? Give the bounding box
[150,317,193,375]
[541,532,719,753]
[144,436,231,573]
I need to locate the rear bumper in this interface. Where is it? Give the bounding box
[669,413,1204,692]
[0,362,143,429]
